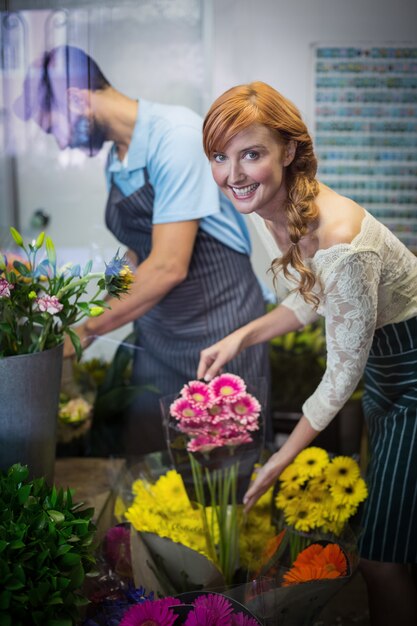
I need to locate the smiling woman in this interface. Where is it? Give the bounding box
[198,80,417,626]
[210,124,294,217]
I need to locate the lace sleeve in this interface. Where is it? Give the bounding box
[302,250,382,430]
[280,290,320,326]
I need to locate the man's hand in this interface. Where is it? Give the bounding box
[63,323,95,358]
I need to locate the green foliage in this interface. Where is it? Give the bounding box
[0,464,96,626]
[269,320,327,412]
[0,227,132,358]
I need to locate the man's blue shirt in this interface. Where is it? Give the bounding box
[106,99,252,255]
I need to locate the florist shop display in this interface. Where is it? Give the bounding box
[108,448,366,626]
[108,379,368,625]
[0,227,133,482]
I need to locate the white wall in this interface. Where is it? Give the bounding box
[208,0,417,286]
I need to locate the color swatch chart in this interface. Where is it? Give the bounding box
[314,46,417,251]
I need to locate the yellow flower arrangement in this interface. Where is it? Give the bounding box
[275,447,368,536]
[124,467,276,575]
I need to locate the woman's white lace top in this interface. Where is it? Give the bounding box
[251,211,417,431]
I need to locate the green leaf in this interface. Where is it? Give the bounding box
[47,510,65,524]
[12,261,30,276]
[18,484,32,505]
[59,552,81,567]
[0,591,11,611]
[66,328,82,361]
[8,464,29,483]
[4,579,25,591]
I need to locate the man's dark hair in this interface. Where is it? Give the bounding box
[14,44,111,121]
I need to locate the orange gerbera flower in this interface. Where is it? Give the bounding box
[282,543,348,586]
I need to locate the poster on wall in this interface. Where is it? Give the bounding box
[312,44,417,252]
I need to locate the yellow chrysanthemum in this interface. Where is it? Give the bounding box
[151,470,190,512]
[330,477,368,508]
[325,456,361,486]
[283,500,320,533]
[292,447,330,479]
[279,464,306,492]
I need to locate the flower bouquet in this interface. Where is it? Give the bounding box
[241,447,368,625]
[0,227,133,358]
[84,586,262,626]
[162,374,266,584]
[272,446,367,557]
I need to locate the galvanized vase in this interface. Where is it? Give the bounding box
[0,343,63,484]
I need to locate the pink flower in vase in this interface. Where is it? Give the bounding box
[170,397,207,422]
[187,433,226,453]
[119,597,180,626]
[184,593,233,626]
[0,278,14,298]
[207,402,233,424]
[209,373,246,404]
[180,380,214,408]
[35,294,64,314]
[229,393,261,427]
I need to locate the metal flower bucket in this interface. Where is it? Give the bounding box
[0,343,63,484]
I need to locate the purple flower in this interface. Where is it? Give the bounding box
[119,598,180,626]
[184,594,233,626]
[103,526,131,571]
[35,294,64,314]
[0,278,14,298]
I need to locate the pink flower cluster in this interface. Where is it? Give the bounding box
[0,278,14,298]
[35,294,64,315]
[120,592,260,626]
[170,374,261,453]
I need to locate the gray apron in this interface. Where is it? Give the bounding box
[105,172,270,455]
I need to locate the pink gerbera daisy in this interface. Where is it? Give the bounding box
[170,397,206,422]
[229,393,261,421]
[119,598,180,626]
[209,374,246,403]
[187,434,224,453]
[184,594,233,626]
[180,380,214,408]
[207,402,232,423]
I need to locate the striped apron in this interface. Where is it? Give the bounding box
[105,175,270,455]
[359,315,417,563]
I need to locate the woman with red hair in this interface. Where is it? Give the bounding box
[198,81,417,626]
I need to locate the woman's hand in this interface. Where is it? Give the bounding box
[243,452,286,513]
[243,416,320,512]
[197,331,245,380]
